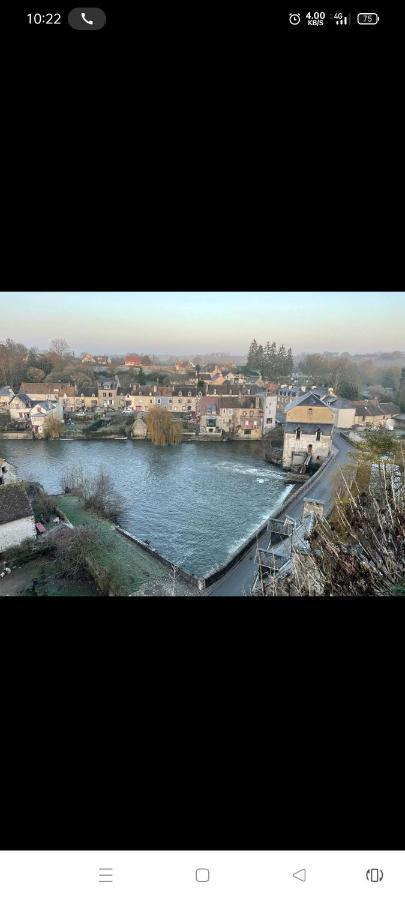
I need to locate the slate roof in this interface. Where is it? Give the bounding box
[0,386,14,398]
[10,392,35,407]
[284,391,330,413]
[0,483,33,525]
[379,402,400,416]
[354,401,384,417]
[328,397,356,409]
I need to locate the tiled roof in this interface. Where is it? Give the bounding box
[20,382,75,396]
[0,483,33,525]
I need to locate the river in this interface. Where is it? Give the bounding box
[0,438,293,577]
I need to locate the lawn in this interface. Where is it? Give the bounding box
[54,494,178,595]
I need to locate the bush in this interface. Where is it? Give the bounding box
[61,466,123,522]
[24,481,58,523]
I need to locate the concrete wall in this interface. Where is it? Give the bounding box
[0,515,36,552]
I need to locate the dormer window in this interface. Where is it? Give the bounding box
[178,391,182,397]
[316,428,321,441]
[296,427,301,440]
[188,391,191,397]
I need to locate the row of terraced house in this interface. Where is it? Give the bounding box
[1,379,279,440]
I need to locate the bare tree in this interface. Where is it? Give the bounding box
[50,338,69,357]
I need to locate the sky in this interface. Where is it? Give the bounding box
[1,292,404,356]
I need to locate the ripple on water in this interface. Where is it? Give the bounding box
[0,439,291,577]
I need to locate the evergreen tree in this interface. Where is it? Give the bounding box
[247,339,259,369]
[286,348,294,379]
[399,367,405,412]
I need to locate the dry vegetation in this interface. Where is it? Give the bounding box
[61,466,124,522]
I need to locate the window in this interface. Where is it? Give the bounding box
[296,427,301,440]
[244,429,251,435]
[316,428,321,441]
[266,417,272,424]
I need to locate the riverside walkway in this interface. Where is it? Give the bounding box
[206,431,354,596]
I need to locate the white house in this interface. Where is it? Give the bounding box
[30,401,64,436]
[0,483,36,552]
[8,392,36,422]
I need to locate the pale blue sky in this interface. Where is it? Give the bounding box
[1,292,404,356]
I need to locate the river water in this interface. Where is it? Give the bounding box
[0,439,292,577]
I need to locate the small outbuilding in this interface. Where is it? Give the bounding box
[0,483,36,552]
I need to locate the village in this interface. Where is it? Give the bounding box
[1,335,405,596]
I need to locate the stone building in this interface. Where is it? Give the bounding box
[0,483,36,552]
[199,396,221,434]
[282,391,335,470]
[353,400,385,428]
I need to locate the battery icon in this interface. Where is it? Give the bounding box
[357,13,379,24]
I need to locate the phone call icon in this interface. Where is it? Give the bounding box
[68,8,106,29]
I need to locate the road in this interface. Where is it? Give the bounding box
[206,431,354,596]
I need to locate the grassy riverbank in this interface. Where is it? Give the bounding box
[55,494,183,595]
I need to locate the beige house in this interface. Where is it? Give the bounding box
[0,483,36,552]
[353,401,385,428]
[98,381,121,409]
[326,397,356,429]
[20,382,76,409]
[219,396,263,439]
[282,391,335,470]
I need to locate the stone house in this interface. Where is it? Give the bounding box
[0,458,17,485]
[74,389,98,410]
[0,386,15,408]
[0,483,36,552]
[353,401,385,428]
[199,396,221,434]
[282,391,335,470]
[81,352,95,364]
[30,401,64,436]
[9,392,36,423]
[20,382,76,409]
[97,380,121,408]
[219,396,263,439]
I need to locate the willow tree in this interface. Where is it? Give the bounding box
[146,407,183,446]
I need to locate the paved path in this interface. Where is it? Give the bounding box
[206,432,354,596]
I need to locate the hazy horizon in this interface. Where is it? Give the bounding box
[1,292,404,356]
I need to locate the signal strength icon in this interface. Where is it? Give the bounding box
[334,12,351,26]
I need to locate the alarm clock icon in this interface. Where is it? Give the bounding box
[289,13,301,25]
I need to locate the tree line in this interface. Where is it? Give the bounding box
[247,339,294,381]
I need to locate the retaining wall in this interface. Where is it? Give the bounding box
[0,432,33,440]
[115,526,200,590]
